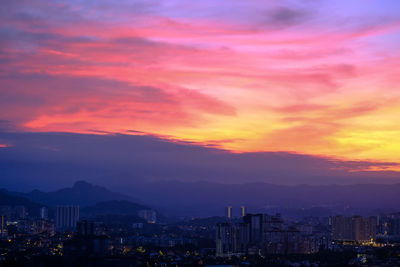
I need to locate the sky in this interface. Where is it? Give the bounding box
[1,132,400,191]
[1,0,400,186]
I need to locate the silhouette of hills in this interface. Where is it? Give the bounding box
[1,183,151,220]
[9,181,139,207]
[0,190,44,217]
[125,181,400,217]
[2,180,400,219]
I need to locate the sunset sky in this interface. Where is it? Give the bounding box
[1,0,400,173]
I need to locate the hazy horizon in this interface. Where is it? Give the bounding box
[1,130,400,192]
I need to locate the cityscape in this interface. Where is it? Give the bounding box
[0,182,400,266]
[1,0,400,266]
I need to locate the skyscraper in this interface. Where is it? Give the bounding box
[40,207,48,220]
[216,222,248,257]
[0,215,6,235]
[227,206,232,219]
[217,213,300,257]
[240,206,246,217]
[332,215,377,242]
[77,220,95,236]
[56,206,79,231]
[138,209,157,223]
[14,206,27,219]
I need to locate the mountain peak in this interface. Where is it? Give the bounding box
[18,181,139,207]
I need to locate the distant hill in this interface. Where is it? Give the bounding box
[4,179,400,219]
[10,181,138,207]
[81,200,148,217]
[0,190,44,217]
[1,182,156,220]
[126,181,400,217]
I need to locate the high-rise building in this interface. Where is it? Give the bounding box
[244,213,263,243]
[56,206,80,231]
[138,210,157,223]
[216,223,232,257]
[240,206,246,217]
[332,215,377,242]
[64,220,109,257]
[77,220,95,236]
[217,213,304,257]
[0,215,6,235]
[378,213,400,237]
[227,206,232,219]
[364,216,377,241]
[263,227,301,255]
[0,206,12,220]
[14,206,28,219]
[40,207,48,220]
[242,213,284,244]
[216,222,249,257]
[33,219,55,235]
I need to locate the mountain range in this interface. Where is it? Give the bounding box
[0,181,150,220]
[121,180,400,217]
[0,189,43,217]
[1,180,400,219]
[8,180,138,207]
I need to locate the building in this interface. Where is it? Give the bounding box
[300,230,331,254]
[263,227,301,254]
[244,213,263,244]
[77,220,95,236]
[14,206,28,219]
[217,213,308,257]
[64,220,109,257]
[56,206,80,231]
[378,213,400,236]
[216,222,248,257]
[377,213,400,243]
[227,206,232,219]
[243,213,284,244]
[138,209,157,223]
[332,215,377,242]
[40,207,48,220]
[364,216,377,241]
[32,219,55,235]
[0,215,6,236]
[132,222,144,229]
[240,206,246,217]
[0,206,12,220]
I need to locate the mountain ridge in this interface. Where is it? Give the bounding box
[7,180,140,207]
[119,180,400,217]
